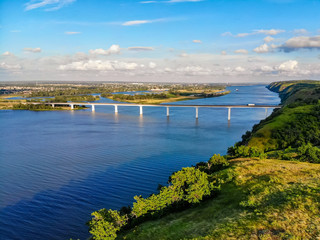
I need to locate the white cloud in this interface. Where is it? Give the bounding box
[128,47,154,51]
[192,40,202,43]
[264,36,275,43]
[293,29,308,35]
[24,47,42,53]
[253,44,269,53]
[140,0,204,3]
[177,65,210,75]
[179,53,189,58]
[221,32,232,37]
[221,51,227,55]
[10,30,21,33]
[278,60,298,71]
[122,20,151,26]
[25,0,76,11]
[59,60,139,71]
[255,29,285,35]
[0,62,21,70]
[149,62,157,68]
[279,36,320,52]
[122,18,167,26]
[89,44,120,55]
[167,0,204,2]
[234,66,245,72]
[65,31,81,35]
[236,33,250,37]
[260,65,274,72]
[2,51,14,56]
[234,49,248,54]
[235,29,285,38]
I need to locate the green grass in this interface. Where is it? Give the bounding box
[119,158,320,240]
[247,105,314,150]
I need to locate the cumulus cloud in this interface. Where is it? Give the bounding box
[59,60,139,71]
[128,47,154,51]
[176,66,210,75]
[0,62,22,70]
[2,51,14,56]
[25,0,76,11]
[293,29,308,35]
[260,65,274,72]
[234,49,248,54]
[192,40,202,43]
[278,60,298,71]
[264,36,275,43]
[255,29,285,35]
[232,29,285,38]
[149,62,157,68]
[89,44,120,55]
[65,31,81,35]
[234,66,245,72]
[24,47,42,53]
[179,53,189,58]
[278,36,320,52]
[253,44,270,53]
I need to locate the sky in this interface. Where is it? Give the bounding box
[0,0,320,83]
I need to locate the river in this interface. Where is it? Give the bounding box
[0,85,280,240]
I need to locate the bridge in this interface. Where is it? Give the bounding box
[41,102,281,120]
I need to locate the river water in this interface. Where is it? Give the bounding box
[0,85,280,240]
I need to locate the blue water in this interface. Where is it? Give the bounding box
[0,85,280,240]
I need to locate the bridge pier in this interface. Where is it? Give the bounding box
[51,104,54,108]
[228,107,231,121]
[139,106,143,115]
[70,104,74,110]
[166,107,169,117]
[195,107,198,119]
[265,108,268,117]
[92,105,95,112]
[114,105,118,113]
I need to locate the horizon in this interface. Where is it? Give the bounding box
[1,0,320,83]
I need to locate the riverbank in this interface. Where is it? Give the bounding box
[87,81,320,240]
[120,158,320,239]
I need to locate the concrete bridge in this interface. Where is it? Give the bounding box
[42,102,281,120]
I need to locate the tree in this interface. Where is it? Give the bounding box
[88,209,127,240]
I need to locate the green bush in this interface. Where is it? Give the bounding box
[88,209,127,240]
[227,145,265,159]
[297,143,320,163]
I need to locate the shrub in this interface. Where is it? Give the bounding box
[88,209,127,240]
[297,143,320,163]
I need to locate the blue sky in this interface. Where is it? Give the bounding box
[1,0,320,82]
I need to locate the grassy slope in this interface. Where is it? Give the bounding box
[119,81,320,239]
[120,158,320,239]
[247,105,314,150]
[246,80,320,150]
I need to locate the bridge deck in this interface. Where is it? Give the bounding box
[43,102,281,108]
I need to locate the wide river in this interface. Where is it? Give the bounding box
[0,85,280,240]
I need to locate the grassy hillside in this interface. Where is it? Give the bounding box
[267,80,320,105]
[86,80,320,240]
[230,80,320,162]
[120,158,320,239]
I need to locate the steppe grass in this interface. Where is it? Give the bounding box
[120,158,320,240]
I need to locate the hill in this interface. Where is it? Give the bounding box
[86,80,320,240]
[120,158,320,239]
